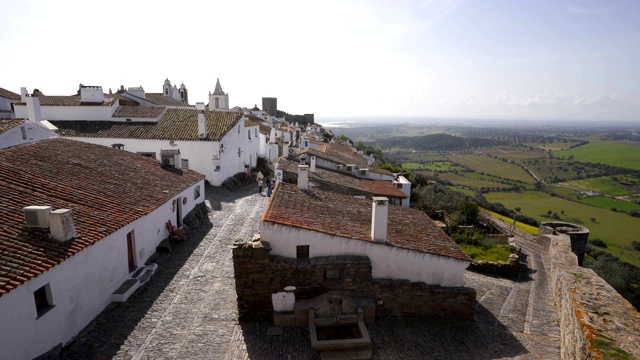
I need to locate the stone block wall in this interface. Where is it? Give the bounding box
[233,240,476,323]
[467,252,520,279]
[545,231,640,359]
[540,222,589,265]
[373,279,476,320]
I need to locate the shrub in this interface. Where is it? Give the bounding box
[632,241,640,252]
[589,238,607,248]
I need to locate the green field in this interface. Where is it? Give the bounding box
[484,191,640,267]
[402,161,466,172]
[560,177,637,196]
[579,196,640,211]
[449,155,536,184]
[478,146,548,162]
[422,171,512,189]
[559,140,640,170]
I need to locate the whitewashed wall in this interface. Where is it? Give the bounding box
[15,102,118,121]
[65,121,259,186]
[395,175,411,207]
[0,180,204,360]
[0,96,17,113]
[0,121,57,149]
[260,222,469,287]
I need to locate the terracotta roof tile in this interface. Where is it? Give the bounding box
[0,87,20,100]
[52,108,243,141]
[143,93,192,107]
[263,182,470,261]
[297,143,393,176]
[112,106,166,118]
[16,94,117,107]
[0,138,204,298]
[276,157,407,199]
[0,118,26,135]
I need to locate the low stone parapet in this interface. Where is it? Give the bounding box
[546,232,640,359]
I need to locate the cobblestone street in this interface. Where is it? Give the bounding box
[60,185,561,359]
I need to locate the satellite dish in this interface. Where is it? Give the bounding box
[367,160,373,166]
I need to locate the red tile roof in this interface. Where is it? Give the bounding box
[143,93,192,107]
[0,87,20,100]
[0,138,204,298]
[112,106,166,118]
[275,157,407,199]
[263,182,470,261]
[298,143,393,176]
[0,118,26,135]
[16,95,117,107]
[52,108,243,141]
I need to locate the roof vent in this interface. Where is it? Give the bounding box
[23,206,52,228]
[50,209,75,242]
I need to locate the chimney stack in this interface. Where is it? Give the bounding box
[269,127,276,144]
[50,209,75,242]
[371,197,389,243]
[196,102,206,139]
[25,94,43,124]
[310,155,316,172]
[298,165,309,190]
[20,87,28,102]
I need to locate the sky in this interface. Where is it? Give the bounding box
[1,0,639,122]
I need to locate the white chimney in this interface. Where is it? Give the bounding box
[283,143,289,157]
[371,197,389,243]
[197,110,206,139]
[25,95,43,124]
[298,165,309,190]
[80,86,104,103]
[50,209,75,242]
[269,127,276,144]
[20,87,28,102]
[310,155,316,172]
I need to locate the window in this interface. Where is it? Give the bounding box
[255,128,258,137]
[20,126,26,140]
[396,183,403,188]
[214,165,221,172]
[296,245,309,261]
[238,125,240,133]
[34,284,54,318]
[194,185,201,199]
[111,143,125,150]
[324,269,341,281]
[248,130,251,140]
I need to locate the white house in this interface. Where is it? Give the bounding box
[0,138,206,360]
[14,86,120,121]
[260,178,471,287]
[48,104,258,186]
[0,118,58,149]
[274,157,409,205]
[0,86,20,118]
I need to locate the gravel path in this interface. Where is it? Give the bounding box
[60,185,561,359]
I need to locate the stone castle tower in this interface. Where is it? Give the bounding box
[208,78,229,110]
[262,97,277,116]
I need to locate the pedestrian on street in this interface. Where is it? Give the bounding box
[258,177,263,195]
[266,176,273,197]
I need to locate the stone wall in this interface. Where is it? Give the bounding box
[545,230,640,359]
[232,240,476,323]
[467,252,520,279]
[373,279,475,320]
[540,222,589,265]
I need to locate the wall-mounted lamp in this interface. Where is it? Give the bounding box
[220,144,224,153]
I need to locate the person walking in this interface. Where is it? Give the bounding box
[258,177,263,195]
[266,176,273,197]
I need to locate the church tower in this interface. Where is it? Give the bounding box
[163,78,171,97]
[208,78,229,110]
[179,82,188,104]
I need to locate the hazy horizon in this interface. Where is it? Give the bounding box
[2,1,639,122]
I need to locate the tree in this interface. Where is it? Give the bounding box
[547,210,553,216]
[515,207,521,213]
[590,217,597,223]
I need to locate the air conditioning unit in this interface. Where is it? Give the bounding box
[162,156,175,166]
[288,148,295,154]
[336,164,344,170]
[161,149,182,169]
[23,206,52,228]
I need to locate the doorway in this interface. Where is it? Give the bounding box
[127,231,136,273]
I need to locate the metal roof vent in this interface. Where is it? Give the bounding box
[23,206,52,228]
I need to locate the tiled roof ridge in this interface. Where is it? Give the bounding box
[0,87,21,100]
